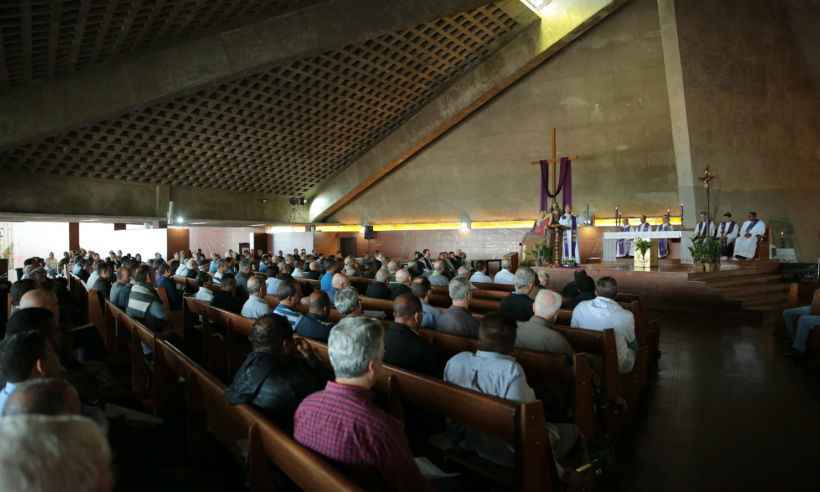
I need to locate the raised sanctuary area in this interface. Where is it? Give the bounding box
[0,0,819,491]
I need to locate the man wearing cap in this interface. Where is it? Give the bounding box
[716,212,739,259]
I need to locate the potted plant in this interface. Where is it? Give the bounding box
[533,242,553,266]
[633,238,652,271]
[689,237,720,272]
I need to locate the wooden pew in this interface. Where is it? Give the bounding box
[418,328,598,439]
[805,288,820,352]
[156,286,185,338]
[303,339,560,492]
[106,301,364,492]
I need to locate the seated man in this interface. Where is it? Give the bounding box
[782,300,820,357]
[109,268,132,311]
[273,277,303,328]
[2,378,82,417]
[493,259,516,285]
[265,267,281,296]
[436,277,479,338]
[303,261,322,280]
[329,272,350,304]
[389,269,413,300]
[295,291,334,343]
[500,266,536,322]
[235,260,252,295]
[90,263,113,300]
[383,294,441,377]
[320,261,340,295]
[428,260,450,287]
[155,264,182,311]
[194,271,215,303]
[0,415,112,492]
[225,315,328,431]
[517,290,573,355]
[211,274,245,315]
[241,275,271,319]
[294,316,431,492]
[444,313,577,477]
[561,270,596,309]
[733,211,766,260]
[9,279,37,317]
[571,277,637,374]
[125,265,167,325]
[0,311,62,411]
[334,286,363,320]
[469,261,493,284]
[366,268,393,300]
[411,277,440,329]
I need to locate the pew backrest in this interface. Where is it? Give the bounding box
[811,288,820,316]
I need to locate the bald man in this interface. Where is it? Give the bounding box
[389,268,412,300]
[295,291,334,343]
[2,378,82,417]
[382,294,441,377]
[19,289,60,326]
[515,290,573,356]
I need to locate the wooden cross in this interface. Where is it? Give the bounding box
[530,128,579,210]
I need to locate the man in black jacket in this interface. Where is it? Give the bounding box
[210,274,246,314]
[225,314,328,432]
[295,291,334,343]
[383,294,441,378]
[500,266,536,323]
[365,268,392,300]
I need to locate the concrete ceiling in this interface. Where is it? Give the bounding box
[0,1,525,196]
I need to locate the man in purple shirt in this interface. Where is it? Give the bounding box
[294,316,431,492]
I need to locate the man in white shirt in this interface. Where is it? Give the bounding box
[444,313,577,476]
[694,211,716,239]
[469,261,493,284]
[570,277,637,374]
[493,259,516,285]
[716,212,739,259]
[733,211,766,260]
[241,276,271,319]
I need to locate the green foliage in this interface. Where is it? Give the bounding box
[688,236,720,264]
[531,241,552,265]
[634,238,651,258]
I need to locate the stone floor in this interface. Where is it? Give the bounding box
[616,311,820,491]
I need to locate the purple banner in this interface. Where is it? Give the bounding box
[539,158,573,211]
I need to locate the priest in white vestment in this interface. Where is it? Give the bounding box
[694,211,716,239]
[716,212,739,259]
[559,204,581,265]
[733,211,766,260]
[628,215,652,256]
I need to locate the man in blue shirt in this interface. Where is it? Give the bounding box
[156,264,182,311]
[241,276,272,319]
[273,277,303,329]
[320,262,339,295]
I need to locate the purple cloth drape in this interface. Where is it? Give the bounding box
[539,158,573,211]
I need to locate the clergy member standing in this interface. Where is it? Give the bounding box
[629,215,652,256]
[559,204,581,265]
[656,214,673,258]
[716,212,739,259]
[616,219,631,258]
[695,211,716,239]
[733,211,766,260]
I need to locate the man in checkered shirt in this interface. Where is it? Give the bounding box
[293,316,431,492]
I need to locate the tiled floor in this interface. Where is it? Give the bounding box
[617,311,820,491]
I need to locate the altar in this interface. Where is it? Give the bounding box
[603,230,694,263]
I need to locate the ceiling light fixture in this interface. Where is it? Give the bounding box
[520,0,554,15]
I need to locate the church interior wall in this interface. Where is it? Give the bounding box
[676,0,820,261]
[328,0,677,228]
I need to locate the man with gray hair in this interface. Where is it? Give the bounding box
[294,317,430,492]
[493,258,516,285]
[0,415,112,492]
[334,286,362,318]
[366,268,392,300]
[428,260,450,287]
[389,268,412,299]
[241,275,271,320]
[500,266,536,323]
[436,277,479,338]
[516,290,573,355]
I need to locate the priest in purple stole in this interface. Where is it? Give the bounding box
[616,220,631,258]
[559,204,581,264]
[656,214,673,258]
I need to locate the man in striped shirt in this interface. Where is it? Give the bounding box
[272,277,303,329]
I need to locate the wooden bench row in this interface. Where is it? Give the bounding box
[183,297,561,490]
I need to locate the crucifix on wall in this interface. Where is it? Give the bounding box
[529,128,579,266]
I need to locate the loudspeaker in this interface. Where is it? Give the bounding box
[364,225,375,240]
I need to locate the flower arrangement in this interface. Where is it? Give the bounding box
[634,238,651,258]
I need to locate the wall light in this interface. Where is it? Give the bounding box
[459,221,471,233]
[175,216,184,224]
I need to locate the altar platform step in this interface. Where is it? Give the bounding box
[694,262,788,311]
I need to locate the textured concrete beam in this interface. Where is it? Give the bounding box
[0,0,492,150]
[308,0,630,222]
[0,172,299,223]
